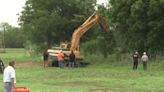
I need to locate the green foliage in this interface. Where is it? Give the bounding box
[0,31,3,48]
[5,27,26,48]
[0,22,26,48]
[18,0,98,49]
[146,0,164,52]
[23,40,35,50]
[109,0,164,54]
[82,36,115,58]
[23,40,46,53]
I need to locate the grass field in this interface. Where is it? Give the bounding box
[0,48,42,62]
[0,48,164,92]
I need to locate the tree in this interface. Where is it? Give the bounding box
[18,0,98,51]
[0,31,3,48]
[0,22,26,48]
[4,27,26,48]
[0,22,12,52]
[109,0,164,54]
[146,0,164,52]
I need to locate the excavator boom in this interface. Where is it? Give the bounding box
[70,11,110,51]
[47,11,111,67]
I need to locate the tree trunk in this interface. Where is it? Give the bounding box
[3,27,5,52]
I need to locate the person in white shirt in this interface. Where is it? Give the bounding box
[141,52,149,70]
[3,61,16,92]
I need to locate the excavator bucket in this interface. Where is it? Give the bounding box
[98,20,114,44]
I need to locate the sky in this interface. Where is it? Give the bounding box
[0,0,108,27]
[0,0,26,27]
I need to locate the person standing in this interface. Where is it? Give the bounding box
[58,50,64,69]
[43,50,49,68]
[3,61,16,92]
[68,51,76,69]
[0,60,5,74]
[141,52,148,70]
[132,52,140,70]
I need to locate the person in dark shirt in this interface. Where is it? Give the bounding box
[68,51,76,69]
[0,60,5,74]
[132,52,140,70]
[43,50,49,68]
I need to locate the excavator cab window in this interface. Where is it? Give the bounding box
[61,45,65,48]
[67,44,71,49]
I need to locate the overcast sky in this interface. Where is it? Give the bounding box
[0,0,108,27]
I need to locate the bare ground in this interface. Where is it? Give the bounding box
[46,81,106,87]
[46,82,115,92]
[45,82,137,92]
[89,90,113,92]
[15,61,42,68]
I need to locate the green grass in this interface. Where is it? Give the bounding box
[1,48,164,92]
[0,48,28,53]
[0,48,42,62]
[1,64,164,92]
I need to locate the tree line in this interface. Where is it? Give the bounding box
[109,0,164,55]
[1,0,164,57]
[0,22,25,48]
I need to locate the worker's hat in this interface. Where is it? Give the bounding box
[60,50,62,52]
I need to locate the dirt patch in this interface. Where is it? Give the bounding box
[146,74,150,77]
[120,73,126,76]
[89,89,113,92]
[96,73,103,76]
[57,82,95,86]
[46,82,106,87]
[16,61,42,68]
[89,87,135,92]
[130,73,135,77]
[90,89,134,92]
[90,66,97,68]
[110,73,119,77]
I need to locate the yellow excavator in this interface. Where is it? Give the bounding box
[47,11,112,67]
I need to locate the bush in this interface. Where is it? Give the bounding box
[83,53,104,64]
[82,36,115,58]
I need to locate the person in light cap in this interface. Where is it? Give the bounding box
[141,52,148,70]
[58,50,64,69]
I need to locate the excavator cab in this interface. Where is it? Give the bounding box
[60,43,71,49]
[60,43,80,51]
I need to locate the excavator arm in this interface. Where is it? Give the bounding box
[70,11,111,51]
